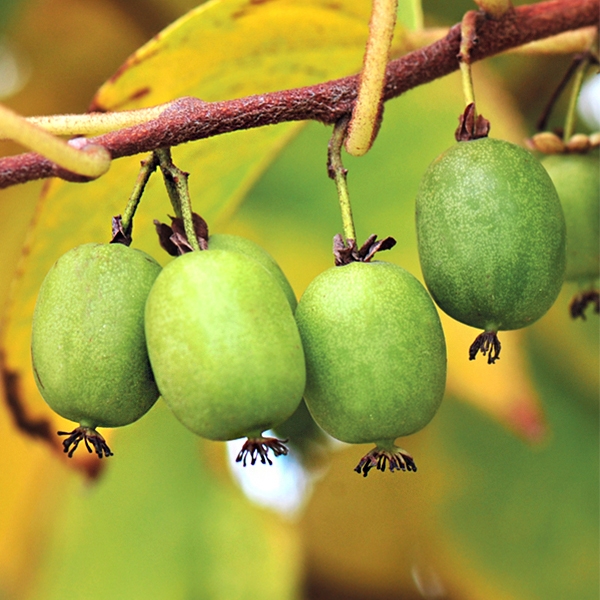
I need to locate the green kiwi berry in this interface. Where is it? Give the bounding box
[295,260,447,476]
[208,234,330,459]
[144,249,306,465]
[207,234,326,458]
[542,153,599,282]
[207,233,297,311]
[416,137,566,363]
[542,152,599,319]
[31,243,162,457]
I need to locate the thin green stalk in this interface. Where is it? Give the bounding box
[563,54,592,142]
[459,11,479,110]
[328,117,357,245]
[177,173,200,253]
[120,153,159,237]
[155,148,201,252]
[155,148,182,218]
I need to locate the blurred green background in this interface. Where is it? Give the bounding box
[0,1,597,599]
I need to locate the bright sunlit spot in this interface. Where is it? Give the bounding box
[226,433,313,518]
[578,74,600,130]
[411,564,447,600]
[0,37,29,99]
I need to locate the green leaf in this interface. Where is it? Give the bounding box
[396,0,423,31]
[429,363,599,600]
[26,404,300,600]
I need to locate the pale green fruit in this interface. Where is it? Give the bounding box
[207,233,297,310]
[31,243,161,430]
[542,153,599,283]
[144,249,305,442]
[206,234,321,456]
[295,260,446,473]
[416,137,566,334]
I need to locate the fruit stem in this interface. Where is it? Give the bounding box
[344,0,398,157]
[562,52,592,143]
[155,147,201,252]
[536,58,582,133]
[328,117,357,246]
[536,33,598,134]
[458,11,479,112]
[117,153,159,242]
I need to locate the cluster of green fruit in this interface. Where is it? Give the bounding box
[31,233,302,464]
[30,134,598,475]
[30,218,446,474]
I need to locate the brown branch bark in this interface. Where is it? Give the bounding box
[0,0,597,189]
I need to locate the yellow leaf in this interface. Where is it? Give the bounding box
[442,314,547,444]
[93,0,376,108]
[300,428,444,597]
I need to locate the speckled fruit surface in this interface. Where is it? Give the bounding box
[31,243,161,428]
[207,233,297,310]
[416,137,566,331]
[542,152,599,283]
[295,261,446,445]
[145,249,305,441]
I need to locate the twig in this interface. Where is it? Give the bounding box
[0,0,596,190]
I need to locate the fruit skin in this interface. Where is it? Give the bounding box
[295,261,447,444]
[207,233,297,310]
[144,249,306,441]
[541,153,599,282]
[31,243,161,428]
[416,137,566,331]
[207,235,318,454]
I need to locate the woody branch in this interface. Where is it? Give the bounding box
[0,0,596,189]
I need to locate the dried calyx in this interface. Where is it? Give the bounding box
[154,212,209,255]
[235,435,289,467]
[333,233,396,266]
[58,426,114,459]
[354,445,417,477]
[455,103,491,142]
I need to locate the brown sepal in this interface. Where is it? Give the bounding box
[170,212,209,250]
[333,234,357,266]
[153,219,180,256]
[455,103,491,142]
[110,215,132,246]
[469,330,501,364]
[569,289,599,320]
[333,233,396,266]
[153,212,210,256]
